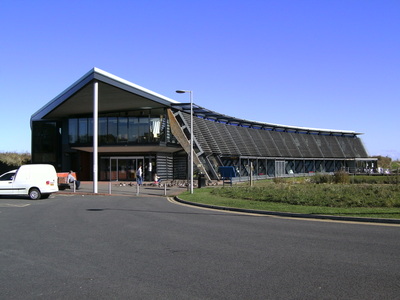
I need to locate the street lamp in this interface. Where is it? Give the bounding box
[176,89,194,194]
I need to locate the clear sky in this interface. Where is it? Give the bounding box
[1,0,399,159]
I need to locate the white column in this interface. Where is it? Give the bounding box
[93,81,99,193]
[190,91,194,194]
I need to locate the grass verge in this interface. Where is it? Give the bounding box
[178,186,400,219]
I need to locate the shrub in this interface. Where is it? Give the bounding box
[272,177,285,184]
[211,183,400,208]
[0,152,31,174]
[0,152,31,166]
[311,173,333,184]
[333,170,350,184]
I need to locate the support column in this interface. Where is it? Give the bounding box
[93,81,98,193]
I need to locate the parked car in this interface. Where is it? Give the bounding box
[0,164,58,200]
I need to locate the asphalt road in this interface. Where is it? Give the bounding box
[1,194,399,299]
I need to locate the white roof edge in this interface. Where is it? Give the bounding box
[93,67,179,104]
[31,67,180,121]
[200,111,361,135]
[252,120,359,134]
[31,68,96,121]
[189,104,362,135]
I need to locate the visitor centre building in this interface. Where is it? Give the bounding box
[31,68,373,183]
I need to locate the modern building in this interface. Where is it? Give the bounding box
[31,68,373,183]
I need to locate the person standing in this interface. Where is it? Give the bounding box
[136,166,143,186]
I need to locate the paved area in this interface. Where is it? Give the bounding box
[2,194,400,299]
[57,181,400,225]
[57,181,188,197]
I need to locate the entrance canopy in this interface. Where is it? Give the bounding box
[31,68,179,123]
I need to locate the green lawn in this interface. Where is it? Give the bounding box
[178,184,400,219]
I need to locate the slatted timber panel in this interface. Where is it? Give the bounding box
[217,123,241,155]
[292,134,312,158]
[236,126,260,156]
[299,134,324,157]
[227,126,250,156]
[259,130,282,157]
[331,136,346,158]
[312,135,333,158]
[349,137,368,158]
[192,117,213,154]
[270,131,291,157]
[248,129,271,157]
[175,110,368,160]
[285,133,303,157]
[207,121,230,155]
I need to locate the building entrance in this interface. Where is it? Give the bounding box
[100,156,155,182]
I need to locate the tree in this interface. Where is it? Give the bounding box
[0,152,31,174]
[373,156,392,169]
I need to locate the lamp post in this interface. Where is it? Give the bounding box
[176,89,194,194]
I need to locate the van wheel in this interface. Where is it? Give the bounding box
[29,188,41,200]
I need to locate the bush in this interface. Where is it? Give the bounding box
[333,170,350,184]
[311,173,333,184]
[272,177,285,184]
[0,152,31,174]
[352,175,399,184]
[0,152,31,166]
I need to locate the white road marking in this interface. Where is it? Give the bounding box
[0,203,31,208]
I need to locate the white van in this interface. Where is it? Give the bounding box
[0,164,59,200]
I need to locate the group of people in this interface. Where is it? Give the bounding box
[66,166,160,189]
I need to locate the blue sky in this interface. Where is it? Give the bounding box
[1,0,399,159]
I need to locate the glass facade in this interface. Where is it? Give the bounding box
[68,119,78,144]
[68,111,175,146]
[32,121,60,164]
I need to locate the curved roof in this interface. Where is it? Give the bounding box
[172,103,363,136]
[32,67,362,136]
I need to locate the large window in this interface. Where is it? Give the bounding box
[99,117,108,144]
[128,117,139,142]
[107,117,118,144]
[68,112,170,145]
[69,119,78,144]
[78,118,88,144]
[118,117,128,143]
[32,121,59,164]
[150,117,161,141]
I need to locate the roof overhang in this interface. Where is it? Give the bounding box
[31,68,179,123]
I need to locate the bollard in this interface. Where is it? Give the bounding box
[164,183,167,196]
[73,181,76,193]
[136,184,140,196]
[108,181,112,194]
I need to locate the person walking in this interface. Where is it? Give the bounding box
[136,166,143,186]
